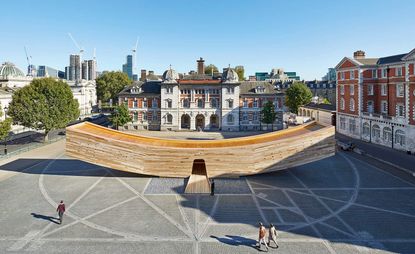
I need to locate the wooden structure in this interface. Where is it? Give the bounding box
[66,121,335,179]
[184,159,211,194]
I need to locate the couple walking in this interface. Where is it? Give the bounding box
[258,222,279,251]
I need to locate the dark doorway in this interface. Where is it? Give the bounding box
[184,159,210,193]
[196,114,205,130]
[181,114,190,129]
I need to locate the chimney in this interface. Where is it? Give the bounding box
[140,69,146,81]
[353,50,366,59]
[197,57,205,75]
[148,70,154,75]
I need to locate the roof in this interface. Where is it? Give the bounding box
[302,103,336,112]
[0,62,25,77]
[179,80,221,85]
[354,58,379,65]
[118,81,161,97]
[239,81,282,95]
[377,53,407,65]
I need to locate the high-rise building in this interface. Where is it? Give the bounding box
[37,66,59,78]
[87,60,96,80]
[122,55,133,80]
[81,61,88,80]
[67,54,81,81]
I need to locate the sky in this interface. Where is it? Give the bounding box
[1,0,415,80]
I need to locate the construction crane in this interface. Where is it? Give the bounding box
[24,46,34,76]
[68,32,84,57]
[132,36,139,75]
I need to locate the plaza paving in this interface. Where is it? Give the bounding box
[0,140,415,253]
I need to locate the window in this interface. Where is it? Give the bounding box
[253,113,258,121]
[395,130,405,146]
[226,87,234,94]
[372,69,378,78]
[349,119,356,134]
[243,100,248,108]
[362,122,370,136]
[396,67,402,76]
[350,85,354,95]
[382,68,388,78]
[340,85,344,95]
[340,117,346,130]
[383,127,392,142]
[350,98,355,111]
[210,98,218,108]
[166,86,173,94]
[133,100,138,108]
[256,86,265,93]
[381,100,388,113]
[381,84,387,96]
[182,99,190,108]
[253,100,258,108]
[340,72,345,80]
[166,114,173,124]
[152,99,158,108]
[133,112,138,122]
[142,112,147,121]
[350,70,355,79]
[372,125,380,139]
[152,113,158,121]
[228,99,234,108]
[197,99,204,108]
[316,83,320,88]
[166,99,172,108]
[242,112,248,121]
[142,100,147,108]
[340,98,345,110]
[367,100,374,113]
[368,84,374,95]
[397,104,404,117]
[396,83,404,97]
[227,114,234,124]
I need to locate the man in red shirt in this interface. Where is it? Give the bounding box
[257,222,269,251]
[56,200,65,225]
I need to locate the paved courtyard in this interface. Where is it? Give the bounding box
[0,140,415,253]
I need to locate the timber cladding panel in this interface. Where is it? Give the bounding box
[65,121,335,177]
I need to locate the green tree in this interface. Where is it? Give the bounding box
[109,104,132,130]
[235,66,245,81]
[322,98,331,104]
[261,100,276,131]
[0,106,12,142]
[285,82,313,114]
[204,64,219,75]
[8,78,79,142]
[96,71,132,103]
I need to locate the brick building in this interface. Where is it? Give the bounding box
[336,49,415,152]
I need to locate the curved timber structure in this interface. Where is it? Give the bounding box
[65,121,335,178]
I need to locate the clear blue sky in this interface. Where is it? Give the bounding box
[1,0,414,80]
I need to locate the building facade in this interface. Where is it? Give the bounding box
[122,55,133,80]
[118,66,284,132]
[336,49,415,153]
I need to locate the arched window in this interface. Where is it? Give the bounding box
[152,98,158,108]
[228,99,234,108]
[362,122,370,136]
[383,127,392,142]
[166,114,173,124]
[372,124,380,138]
[350,98,355,111]
[227,114,234,124]
[182,99,190,108]
[340,98,345,110]
[395,130,406,146]
[210,98,218,108]
[197,99,204,108]
[166,99,172,108]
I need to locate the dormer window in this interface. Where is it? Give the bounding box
[255,86,265,93]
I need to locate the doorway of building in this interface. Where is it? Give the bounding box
[196,114,205,130]
[184,159,210,193]
[210,114,219,129]
[181,114,190,129]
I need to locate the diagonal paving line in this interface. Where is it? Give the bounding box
[176,194,196,238]
[246,178,268,224]
[197,195,219,240]
[110,173,195,239]
[67,174,107,210]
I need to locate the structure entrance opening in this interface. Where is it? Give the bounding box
[184,159,210,193]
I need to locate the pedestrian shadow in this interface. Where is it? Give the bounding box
[31,213,60,224]
[210,235,259,250]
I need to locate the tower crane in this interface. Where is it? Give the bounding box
[132,36,139,75]
[24,46,34,76]
[68,32,84,58]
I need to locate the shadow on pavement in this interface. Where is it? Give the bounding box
[210,235,258,250]
[31,213,60,224]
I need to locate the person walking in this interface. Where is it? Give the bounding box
[210,179,215,196]
[56,200,65,225]
[257,222,269,251]
[268,223,279,248]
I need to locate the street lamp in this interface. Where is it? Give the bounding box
[3,106,8,155]
[114,108,119,130]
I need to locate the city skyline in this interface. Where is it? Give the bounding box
[1,0,415,80]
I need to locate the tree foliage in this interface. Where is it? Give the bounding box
[204,64,219,75]
[285,82,313,114]
[96,71,132,102]
[235,66,245,81]
[0,107,12,142]
[8,78,79,141]
[109,104,132,129]
[261,100,276,128]
[322,97,331,104]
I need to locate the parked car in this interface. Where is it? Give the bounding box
[337,141,356,151]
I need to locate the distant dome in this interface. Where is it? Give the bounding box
[0,62,25,78]
[222,67,239,83]
[162,68,179,83]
